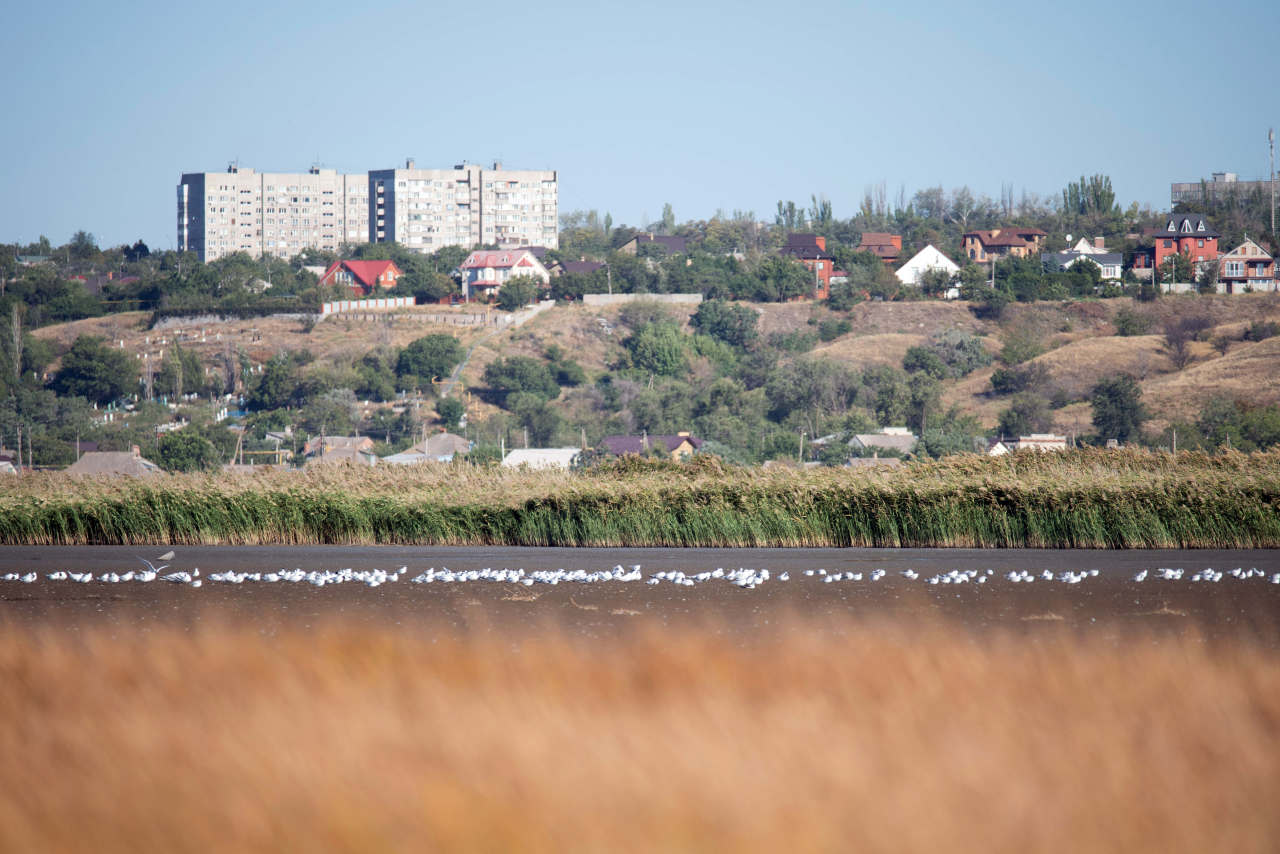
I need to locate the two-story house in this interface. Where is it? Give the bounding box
[780,233,835,299]
[961,227,1047,263]
[457,249,551,302]
[317,260,404,297]
[1217,238,1276,293]
[855,232,903,265]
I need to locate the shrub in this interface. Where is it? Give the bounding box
[1113,306,1151,337]
[691,300,758,349]
[989,364,1049,396]
[817,318,852,342]
[1243,321,1279,342]
[397,334,463,389]
[483,356,561,403]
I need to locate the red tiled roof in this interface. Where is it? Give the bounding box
[320,260,401,287]
[460,250,536,270]
[858,232,900,245]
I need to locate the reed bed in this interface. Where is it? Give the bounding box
[1,615,1277,853]
[4,449,1279,548]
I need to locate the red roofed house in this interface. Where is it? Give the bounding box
[318,260,404,297]
[962,227,1047,263]
[856,232,903,265]
[780,233,835,300]
[458,249,551,302]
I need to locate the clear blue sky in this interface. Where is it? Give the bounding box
[1,0,1274,250]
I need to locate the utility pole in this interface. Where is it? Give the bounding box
[1270,128,1276,238]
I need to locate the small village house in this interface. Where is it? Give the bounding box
[779,234,835,300]
[856,232,903,266]
[501,448,580,470]
[1042,237,1123,281]
[1216,238,1276,293]
[457,249,551,302]
[65,446,163,477]
[599,432,703,461]
[616,233,688,256]
[317,260,404,297]
[962,227,1047,263]
[896,245,960,292]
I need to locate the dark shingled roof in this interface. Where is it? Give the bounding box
[1153,213,1220,238]
[782,233,833,261]
[630,234,688,253]
[560,260,606,275]
[599,434,703,455]
[1042,251,1123,270]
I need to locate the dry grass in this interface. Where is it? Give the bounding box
[1,616,1277,852]
[812,331,931,368]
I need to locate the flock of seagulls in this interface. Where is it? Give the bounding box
[1,556,1279,589]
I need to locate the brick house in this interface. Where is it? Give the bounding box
[961,227,1047,263]
[856,232,903,265]
[318,260,403,297]
[780,233,835,299]
[1150,213,1220,270]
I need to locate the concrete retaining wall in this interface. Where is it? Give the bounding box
[582,293,703,306]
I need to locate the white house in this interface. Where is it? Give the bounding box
[896,245,960,296]
[1042,237,1123,281]
[457,249,551,301]
[501,448,580,470]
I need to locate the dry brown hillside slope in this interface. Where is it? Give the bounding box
[30,294,1280,437]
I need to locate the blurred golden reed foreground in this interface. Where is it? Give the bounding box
[3,618,1277,853]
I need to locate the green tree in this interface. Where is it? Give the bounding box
[1159,253,1193,285]
[496,275,540,311]
[247,356,295,411]
[624,321,689,377]
[483,356,560,403]
[690,299,758,349]
[396,334,463,390]
[1090,374,1146,443]
[50,336,138,404]
[902,346,948,379]
[997,393,1052,438]
[436,397,464,429]
[301,389,359,436]
[154,430,220,472]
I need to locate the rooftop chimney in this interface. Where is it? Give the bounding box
[1094,236,1105,250]
[406,158,415,169]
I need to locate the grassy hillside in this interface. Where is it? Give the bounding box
[32,293,1280,448]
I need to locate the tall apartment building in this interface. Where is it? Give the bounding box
[369,160,558,253]
[178,165,369,262]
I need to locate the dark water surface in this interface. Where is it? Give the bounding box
[2,546,1277,643]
